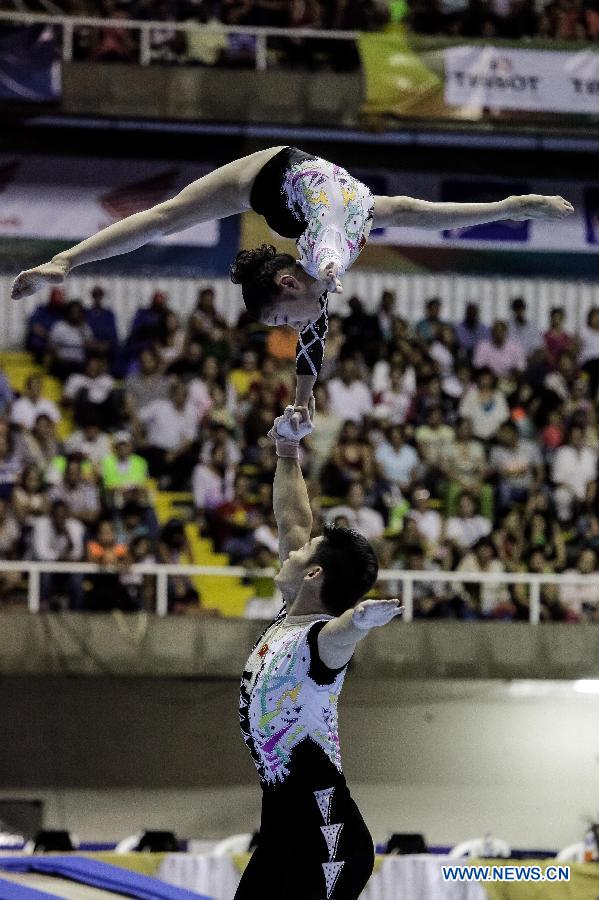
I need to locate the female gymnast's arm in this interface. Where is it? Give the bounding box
[372,193,574,230]
[317,598,404,669]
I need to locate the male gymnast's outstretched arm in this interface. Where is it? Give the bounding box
[268,401,403,661]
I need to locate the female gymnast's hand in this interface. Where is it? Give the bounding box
[11,259,70,300]
[351,598,404,631]
[318,260,343,294]
[508,195,574,221]
[289,393,316,434]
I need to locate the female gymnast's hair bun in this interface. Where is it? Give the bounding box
[230,244,277,284]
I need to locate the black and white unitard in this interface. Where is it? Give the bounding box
[235,609,375,900]
[250,147,375,380]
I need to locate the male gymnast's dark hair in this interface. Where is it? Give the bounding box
[230,243,296,320]
[310,524,379,617]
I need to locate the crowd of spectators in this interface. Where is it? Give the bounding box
[0,0,388,69]
[407,0,599,41]
[3,0,598,52]
[2,282,599,621]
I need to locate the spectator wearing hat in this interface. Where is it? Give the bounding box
[101,431,149,498]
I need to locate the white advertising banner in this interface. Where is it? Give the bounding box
[444,45,599,114]
[0,154,218,246]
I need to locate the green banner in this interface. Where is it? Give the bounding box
[358,27,444,118]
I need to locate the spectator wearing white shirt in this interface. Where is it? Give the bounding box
[136,379,199,489]
[445,491,492,552]
[507,298,542,357]
[372,353,416,398]
[309,384,342,477]
[459,368,510,440]
[327,359,373,424]
[457,538,508,616]
[373,366,415,425]
[48,300,95,380]
[408,486,443,555]
[10,375,60,431]
[32,499,85,609]
[552,425,597,522]
[62,355,118,429]
[327,482,385,541]
[375,425,420,494]
[193,444,235,518]
[65,423,112,468]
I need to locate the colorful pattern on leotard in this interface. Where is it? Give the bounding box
[285,158,374,378]
[239,612,347,786]
[283,158,374,280]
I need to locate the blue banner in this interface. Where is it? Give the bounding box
[0,25,61,102]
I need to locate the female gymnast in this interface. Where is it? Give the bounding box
[10,145,573,419]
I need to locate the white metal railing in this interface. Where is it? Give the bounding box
[0,11,358,70]
[0,559,597,622]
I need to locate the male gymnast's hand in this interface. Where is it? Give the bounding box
[268,397,315,458]
[508,195,574,221]
[351,598,404,631]
[11,259,70,300]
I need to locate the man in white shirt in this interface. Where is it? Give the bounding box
[11,374,60,431]
[62,354,117,429]
[327,359,373,424]
[32,499,85,609]
[65,423,112,467]
[552,425,598,521]
[327,482,384,540]
[137,379,199,489]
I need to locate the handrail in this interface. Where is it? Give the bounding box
[0,11,358,40]
[1,559,596,622]
[0,11,358,69]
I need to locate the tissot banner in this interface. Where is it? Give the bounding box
[444,45,599,114]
